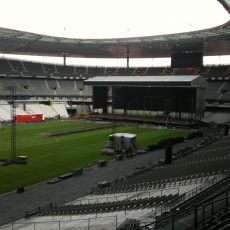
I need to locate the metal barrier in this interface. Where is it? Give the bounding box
[0,216,118,230]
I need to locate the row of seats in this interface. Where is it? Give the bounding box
[172,176,230,211]
[1,58,230,76]
[0,79,229,103]
[95,174,210,195]
[0,82,228,103]
[0,78,93,97]
[39,194,179,216]
[156,184,230,230]
[199,206,230,230]
[113,159,230,188]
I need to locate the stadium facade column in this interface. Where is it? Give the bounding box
[125,46,130,68]
[62,52,68,66]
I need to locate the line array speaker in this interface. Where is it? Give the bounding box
[165,145,172,164]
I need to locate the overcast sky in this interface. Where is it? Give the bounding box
[0,0,229,39]
[0,0,229,66]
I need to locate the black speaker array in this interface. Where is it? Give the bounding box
[116,155,124,161]
[17,187,25,193]
[224,124,229,136]
[217,124,221,132]
[98,160,107,167]
[165,145,172,164]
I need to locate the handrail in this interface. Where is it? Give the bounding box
[138,191,230,229]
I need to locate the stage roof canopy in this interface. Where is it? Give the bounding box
[84,75,208,88]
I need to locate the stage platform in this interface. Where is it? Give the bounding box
[87,114,198,128]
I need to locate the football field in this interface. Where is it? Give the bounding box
[0,120,188,194]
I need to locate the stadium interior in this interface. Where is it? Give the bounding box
[1,1,230,229]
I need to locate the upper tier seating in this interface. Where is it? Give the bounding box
[22,61,44,76]
[0,58,230,78]
[0,59,230,103]
[0,59,17,74]
[54,65,74,77]
[206,81,224,100]
[0,78,93,97]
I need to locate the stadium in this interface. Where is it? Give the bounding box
[0,0,230,229]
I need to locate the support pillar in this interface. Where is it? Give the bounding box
[62,53,68,66]
[8,86,16,160]
[112,86,117,136]
[125,46,130,68]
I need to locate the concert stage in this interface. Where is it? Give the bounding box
[84,75,208,123]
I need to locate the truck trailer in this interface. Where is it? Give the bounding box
[15,114,44,123]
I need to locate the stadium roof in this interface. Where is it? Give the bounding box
[84,75,208,88]
[0,1,229,59]
[218,0,230,13]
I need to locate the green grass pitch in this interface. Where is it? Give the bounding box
[0,120,188,194]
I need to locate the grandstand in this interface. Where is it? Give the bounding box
[0,0,230,229]
[0,62,230,124]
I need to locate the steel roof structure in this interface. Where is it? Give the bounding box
[0,0,229,59]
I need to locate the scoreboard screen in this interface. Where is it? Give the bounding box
[171,52,203,68]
